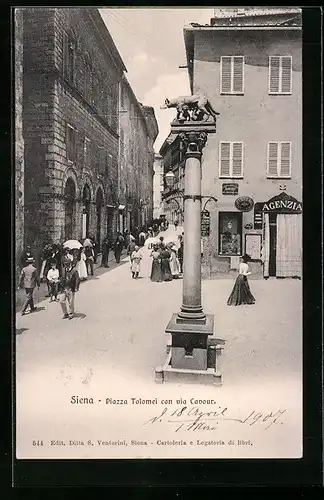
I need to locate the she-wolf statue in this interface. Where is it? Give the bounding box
[160,93,220,121]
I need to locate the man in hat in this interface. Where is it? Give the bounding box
[19,257,40,316]
[19,245,34,270]
[58,257,80,320]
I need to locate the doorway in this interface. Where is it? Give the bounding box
[64,178,76,240]
[96,188,104,249]
[269,212,277,277]
[82,184,91,239]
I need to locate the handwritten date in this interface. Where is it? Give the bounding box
[144,406,286,432]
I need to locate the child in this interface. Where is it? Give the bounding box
[47,260,60,302]
[130,246,142,279]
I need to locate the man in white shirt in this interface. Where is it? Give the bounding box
[47,261,60,302]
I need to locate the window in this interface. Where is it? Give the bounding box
[84,54,92,103]
[219,212,242,256]
[267,142,292,178]
[83,136,91,169]
[63,31,76,84]
[220,56,244,94]
[66,124,77,162]
[105,154,113,178]
[269,56,292,94]
[219,141,244,178]
[98,148,106,175]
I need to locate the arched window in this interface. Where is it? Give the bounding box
[96,188,104,248]
[82,184,91,239]
[64,178,76,240]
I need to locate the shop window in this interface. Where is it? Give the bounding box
[66,123,77,163]
[219,141,244,178]
[219,212,242,256]
[220,56,244,94]
[267,142,291,178]
[269,56,292,94]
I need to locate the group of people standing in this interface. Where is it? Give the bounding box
[149,235,184,283]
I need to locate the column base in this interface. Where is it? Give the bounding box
[155,352,222,386]
[156,312,226,386]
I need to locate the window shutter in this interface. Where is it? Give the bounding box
[269,56,280,93]
[220,142,231,176]
[268,142,279,176]
[232,142,243,176]
[233,57,244,93]
[281,56,292,93]
[280,142,291,176]
[221,57,232,93]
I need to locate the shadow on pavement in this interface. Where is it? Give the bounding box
[16,328,29,335]
[72,313,86,319]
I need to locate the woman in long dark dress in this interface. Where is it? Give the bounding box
[150,244,163,282]
[227,254,255,306]
[160,247,173,282]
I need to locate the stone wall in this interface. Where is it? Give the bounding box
[15,8,24,275]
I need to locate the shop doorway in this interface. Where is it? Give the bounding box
[96,188,104,250]
[82,184,91,239]
[269,213,277,277]
[64,178,76,240]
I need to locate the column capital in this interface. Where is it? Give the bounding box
[180,131,208,155]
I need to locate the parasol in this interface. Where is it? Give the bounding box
[63,240,83,250]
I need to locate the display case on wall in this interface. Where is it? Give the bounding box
[218,212,242,256]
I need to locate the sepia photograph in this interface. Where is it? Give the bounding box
[14,6,304,463]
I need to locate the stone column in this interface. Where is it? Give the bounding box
[178,132,207,322]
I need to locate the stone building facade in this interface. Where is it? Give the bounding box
[152,153,164,220]
[15,9,25,275]
[180,7,302,278]
[119,75,158,233]
[22,8,126,253]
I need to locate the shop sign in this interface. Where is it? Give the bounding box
[201,209,210,237]
[235,196,254,212]
[253,203,263,229]
[262,193,302,213]
[222,183,238,195]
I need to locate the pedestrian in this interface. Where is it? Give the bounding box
[19,245,34,270]
[127,235,136,260]
[47,260,60,302]
[58,257,80,320]
[178,239,184,274]
[138,228,146,247]
[19,257,40,316]
[114,232,124,264]
[169,244,180,279]
[150,244,163,282]
[130,245,142,279]
[227,254,256,306]
[76,248,88,280]
[84,244,94,276]
[101,236,110,268]
[174,219,179,231]
[123,229,130,249]
[158,236,165,250]
[160,246,173,282]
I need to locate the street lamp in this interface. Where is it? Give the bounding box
[165,170,175,188]
[156,95,224,386]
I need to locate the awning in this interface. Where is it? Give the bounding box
[118,205,126,210]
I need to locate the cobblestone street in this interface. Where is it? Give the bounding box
[15,233,302,459]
